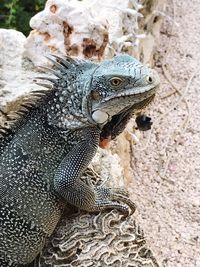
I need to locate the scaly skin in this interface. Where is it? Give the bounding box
[0,54,160,266]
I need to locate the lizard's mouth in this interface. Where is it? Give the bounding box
[98,86,155,109]
[91,84,159,125]
[92,83,159,123]
[99,93,155,146]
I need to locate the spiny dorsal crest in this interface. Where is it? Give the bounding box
[0,55,98,145]
[36,55,98,86]
[0,90,52,140]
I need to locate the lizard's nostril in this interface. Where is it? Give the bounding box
[147,76,153,83]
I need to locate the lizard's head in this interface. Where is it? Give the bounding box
[86,54,160,125]
[42,54,159,131]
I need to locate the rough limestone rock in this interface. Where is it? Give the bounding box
[38,210,159,267]
[0,29,40,107]
[24,0,144,66]
[0,0,164,266]
[0,29,27,103]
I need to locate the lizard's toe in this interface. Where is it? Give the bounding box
[111,188,129,197]
[95,186,136,215]
[111,193,136,215]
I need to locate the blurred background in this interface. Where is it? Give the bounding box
[0,0,46,35]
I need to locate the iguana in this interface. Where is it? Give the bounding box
[0,54,160,267]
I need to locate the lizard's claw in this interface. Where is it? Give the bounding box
[111,190,136,216]
[95,186,136,216]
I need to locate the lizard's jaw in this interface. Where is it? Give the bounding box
[120,91,156,112]
[99,93,155,142]
[91,85,158,124]
[102,85,157,110]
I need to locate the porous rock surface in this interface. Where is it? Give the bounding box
[24,0,145,66]
[38,210,159,267]
[0,29,39,107]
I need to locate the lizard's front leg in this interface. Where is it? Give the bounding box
[54,127,135,214]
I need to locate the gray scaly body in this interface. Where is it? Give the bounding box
[0,54,160,266]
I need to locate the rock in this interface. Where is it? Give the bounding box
[0,29,40,107]
[24,0,144,66]
[38,210,159,267]
[0,29,26,83]
[0,29,26,99]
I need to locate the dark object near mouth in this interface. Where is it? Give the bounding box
[100,94,155,145]
[135,115,152,131]
[100,107,133,143]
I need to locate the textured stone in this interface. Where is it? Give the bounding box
[0,29,40,107]
[38,210,159,267]
[24,0,144,66]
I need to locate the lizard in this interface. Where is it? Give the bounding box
[0,54,160,267]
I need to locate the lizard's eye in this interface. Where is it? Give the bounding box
[146,76,153,83]
[110,77,123,86]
